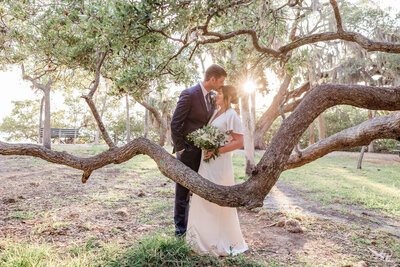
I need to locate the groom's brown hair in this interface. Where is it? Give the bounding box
[204,64,227,81]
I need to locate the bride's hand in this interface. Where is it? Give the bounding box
[203,150,215,160]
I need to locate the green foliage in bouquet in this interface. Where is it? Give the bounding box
[187,125,230,162]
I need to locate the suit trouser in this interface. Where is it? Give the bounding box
[174,147,201,235]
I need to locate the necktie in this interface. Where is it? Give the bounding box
[205,92,211,111]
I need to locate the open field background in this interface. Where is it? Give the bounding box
[0,145,399,266]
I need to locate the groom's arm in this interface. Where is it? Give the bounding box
[171,89,191,152]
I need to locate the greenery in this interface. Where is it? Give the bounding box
[0,233,260,267]
[280,155,400,217]
[1,146,399,266]
[104,232,260,267]
[187,125,230,162]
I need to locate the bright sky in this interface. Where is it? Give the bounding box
[0,0,398,126]
[0,66,66,121]
[0,67,38,119]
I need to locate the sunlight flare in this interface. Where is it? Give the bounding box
[243,80,256,94]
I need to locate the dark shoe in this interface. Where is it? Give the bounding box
[175,230,186,238]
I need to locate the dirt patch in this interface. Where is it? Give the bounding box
[264,181,400,238]
[0,153,399,266]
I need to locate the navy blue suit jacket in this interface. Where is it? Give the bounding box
[171,84,215,152]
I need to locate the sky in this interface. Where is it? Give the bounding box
[0,0,398,128]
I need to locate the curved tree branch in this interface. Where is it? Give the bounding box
[137,100,168,146]
[284,112,400,170]
[287,81,310,100]
[193,1,400,57]
[81,51,115,149]
[254,74,292,149]
[1,84,400,209]
[329,0,344,33]
[249,84,400,207]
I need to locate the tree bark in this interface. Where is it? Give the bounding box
[254,74,292,149]
[82,52,115,148]
[357,146,367,169]
[144,96,149,139]
[367,110,374,152]
[138,100,167,147]
[240,92,255,175]
[42,88,51,149]
[21,65,52,149]
[309,120,315,145]
[2,84,400,208]
[38,96,44,144]
[285,111,400,170]
[251,89,256,145]
[126,95,131,143]
[317,113,326,140]
[94,93,107,145]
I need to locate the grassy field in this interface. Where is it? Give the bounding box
[0,145,399,266]
[279,155,400,217]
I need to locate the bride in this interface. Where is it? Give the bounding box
[186,85,248,257]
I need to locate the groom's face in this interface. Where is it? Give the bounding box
[212,76,226,90]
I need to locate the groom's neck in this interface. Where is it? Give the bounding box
[201,81,213,92]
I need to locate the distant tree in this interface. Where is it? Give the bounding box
[0,100,40,142]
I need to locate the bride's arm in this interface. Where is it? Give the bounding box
[203,131,243,159]
[219,132,244,154]
[204,131,244,159]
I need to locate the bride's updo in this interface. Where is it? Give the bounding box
[221,85,239,108]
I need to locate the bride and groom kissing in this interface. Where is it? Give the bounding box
[171,64,248,257]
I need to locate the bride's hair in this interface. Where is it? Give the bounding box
[221,85,239,108]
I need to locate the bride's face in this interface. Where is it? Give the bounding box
[215,90,224,108]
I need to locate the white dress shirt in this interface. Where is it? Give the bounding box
[200,82,211,110]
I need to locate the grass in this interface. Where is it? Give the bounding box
[89,191,131,207]
[102,232,261,267]
[10,211,35,220]
[2,145,400,266]
[232,151,262,182]
[0,234,261,267]
[279,155,400,217]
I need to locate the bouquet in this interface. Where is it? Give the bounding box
[186,125,230,162]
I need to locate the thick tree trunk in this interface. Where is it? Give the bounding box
[367,110,374,152]
[138,99,167,146]
[38,97,44,144]
[309,120,315,145]
[21,66,52,148]
[241,93,255,175]
[94,94,108,145]
[94,131,99,144]
[357,146,367,169]
[126,95,131,143]
[144,96,149,139]
[251,90,256,146]
[317,113,326,140]
[166,114,172,147]
[157,100,168,147]
[254,75,292,149]
[43,88,51,149]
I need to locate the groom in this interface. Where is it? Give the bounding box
[170,64,227,237]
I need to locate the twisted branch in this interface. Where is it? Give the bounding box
[81,51,115,149]
[1,84,400,208]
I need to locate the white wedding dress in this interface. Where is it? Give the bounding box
[186,108,248,257]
